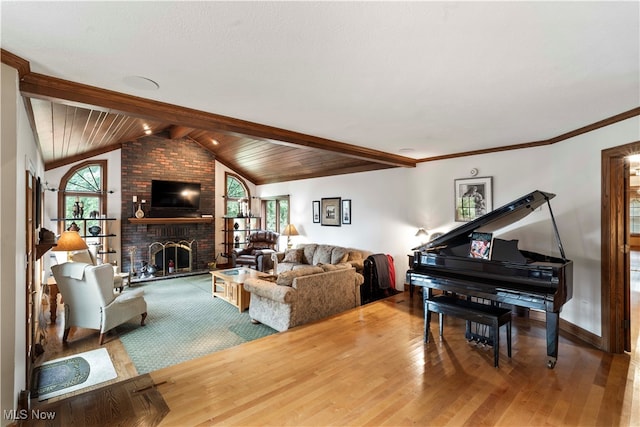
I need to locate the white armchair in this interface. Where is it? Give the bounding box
[53,249,124,290]
[51,262,147,345]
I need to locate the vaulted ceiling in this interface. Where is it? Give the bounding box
[2,2,638,184]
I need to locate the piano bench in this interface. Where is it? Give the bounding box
[424,294,512,367]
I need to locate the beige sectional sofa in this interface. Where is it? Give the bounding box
[272,243,371,275]
[243,264,364,332]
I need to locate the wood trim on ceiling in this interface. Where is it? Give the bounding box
[44,143,123,171]
[18,72,416,169]
[419,107,640,163]
[6,50,638,168]
[1,48,31,77]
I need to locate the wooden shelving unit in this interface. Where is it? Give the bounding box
[222,216,261,257]
[51,217,118,263]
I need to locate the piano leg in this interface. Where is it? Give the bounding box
[423,289,432,343]
[546,310,560,369]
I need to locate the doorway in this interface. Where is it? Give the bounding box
[602,141,640,353]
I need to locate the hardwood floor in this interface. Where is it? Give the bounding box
[27,282,639,426]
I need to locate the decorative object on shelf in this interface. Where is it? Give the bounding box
[282,224,299,249]
[52,230,88,261]
[135,204,145,218]
[72,197,84,219]
[233,222,240,230]
[321,197,341,226]
[237,198,250,217]
[39,227,56,244]
[88,225,102,236]
[67,222,80,232]
[168,259,175,273]
[312,200,320,223]
[132,195,138,217]
[454,176,493,222]
[341,199,351,224]
[89,210,100,219]
[234,235,240,248]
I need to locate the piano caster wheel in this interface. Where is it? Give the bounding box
[547,358,557,369]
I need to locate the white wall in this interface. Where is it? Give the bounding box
[1,63,43,424]
[259,167,415,287]
[258,116,640,336]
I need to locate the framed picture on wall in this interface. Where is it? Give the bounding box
[312,200,320,223]
[321,197,341,226]
[342,199,351,224]
[454,177,492,222]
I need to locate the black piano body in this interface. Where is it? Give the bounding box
[407,190,573,368]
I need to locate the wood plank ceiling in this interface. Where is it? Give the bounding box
[30,97,402,184]
[9,51,415,185]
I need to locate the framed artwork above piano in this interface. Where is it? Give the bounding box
[454,176,492,222]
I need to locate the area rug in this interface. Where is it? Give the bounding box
[32,348,117,401]
[117,273,277,374]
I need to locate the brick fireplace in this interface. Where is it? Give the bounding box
[120,134,215,275]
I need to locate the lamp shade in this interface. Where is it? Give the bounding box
[283,224,299,237]
[53,231,88,252]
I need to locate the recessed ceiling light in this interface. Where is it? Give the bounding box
[212,139,219,145]
[123,75,160,90]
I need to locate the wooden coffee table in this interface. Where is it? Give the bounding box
[210,268,269,312]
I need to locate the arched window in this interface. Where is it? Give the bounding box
[225,173,250,217]
[58,160,107,230]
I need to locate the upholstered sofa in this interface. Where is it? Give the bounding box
[272,243,372,275]
[243,264,364,332]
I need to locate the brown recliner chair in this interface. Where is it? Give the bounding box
[232,230,280,272]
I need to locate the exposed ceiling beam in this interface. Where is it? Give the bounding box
[169,125,195,140]
[0,48,30,77]
[19,72,417,168]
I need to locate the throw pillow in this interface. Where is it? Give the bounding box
[312,245,333,265]
[347,250,364,261]
[283,249,303,263]
[276,266,324,287]
[331,247,349,264]
[301,244,318,265]
[318,263,350,272]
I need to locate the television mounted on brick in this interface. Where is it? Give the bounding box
[151,180,201,217]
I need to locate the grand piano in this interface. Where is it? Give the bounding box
[407,190,573,368]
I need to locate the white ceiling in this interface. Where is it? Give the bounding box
[2,1,639,160]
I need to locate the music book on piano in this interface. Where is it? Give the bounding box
[469,232,493,259]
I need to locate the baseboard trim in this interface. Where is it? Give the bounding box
[529,310,602,350]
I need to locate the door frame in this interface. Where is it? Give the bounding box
[602,141,639,352]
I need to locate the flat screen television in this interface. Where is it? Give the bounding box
[151,180,201,210]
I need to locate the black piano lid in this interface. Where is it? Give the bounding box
[414,190,557,252]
